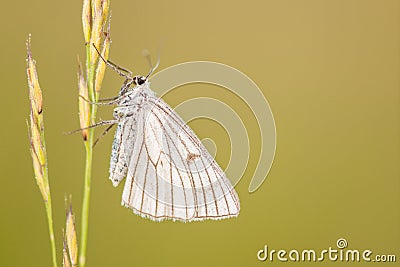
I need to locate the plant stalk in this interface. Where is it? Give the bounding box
[79,43,97,267]
[45,196,58,267]
[79,135,93,267]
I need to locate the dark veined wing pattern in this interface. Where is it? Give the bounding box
[120,93,240,222]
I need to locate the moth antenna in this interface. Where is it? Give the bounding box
[92,43,134,79]
[143,49,160,79]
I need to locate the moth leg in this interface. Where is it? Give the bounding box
[65,119,118,135]
[97,95,122,102]
[79,94,121,105]
[93,123,116,147]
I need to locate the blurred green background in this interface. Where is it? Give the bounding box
[1,0,399,266]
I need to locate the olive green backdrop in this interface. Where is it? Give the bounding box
[1,0,399,266]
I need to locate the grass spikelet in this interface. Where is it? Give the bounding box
[94,23,111,94]
[82,0,92,44]
[65,199,78,266]
[78,56,90,140]
[26,34,58,267]
[62,230,72,267]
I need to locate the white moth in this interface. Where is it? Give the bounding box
[97,59,240,222]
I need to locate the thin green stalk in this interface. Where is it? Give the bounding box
[79,43,96,267]
[78,1,110,265]
[79,135,93,267]
[44,198,58,267]
[41,110,58,267]
[40,115,58,267]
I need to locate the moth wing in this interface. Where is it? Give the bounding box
[121,97,240,222]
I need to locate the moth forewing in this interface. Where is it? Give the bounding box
[110,81,240,222]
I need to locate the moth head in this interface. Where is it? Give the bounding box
[119,75,147,95]
[133,75,147,86]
